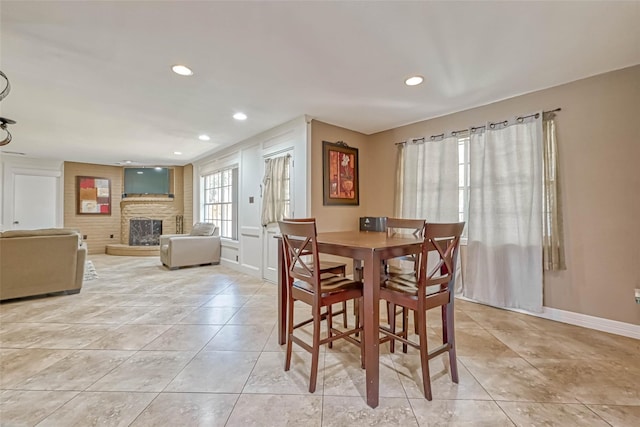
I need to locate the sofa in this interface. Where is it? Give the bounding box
[160,222,221,269]
[0,228,87,301]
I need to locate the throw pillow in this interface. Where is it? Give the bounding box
[190,222,216,236]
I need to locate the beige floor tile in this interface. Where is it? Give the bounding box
[0,322,72,348]
[0,348,74,388]
[391,353,492,400]
[27,324,115,349]
[323,352,405,398]
[227,305,278,325]
[450,327,521,358]
[243,350,325,395]
[165,350,259,393]
[78,305,151,324]
[130,392,239,427]
[16,349,134,391]
[587,404,640,427]
[464,308,541,331]
[88,350,196,392]
[203,294,250,307]
[84,324,171,350]
[37,391,157,427]
[226,394,322,427]
[203,323,273,351]
[460,356,579,403]
[126,304,198,324]
[321,395,418,427]
[497,401,610,426]
[410,399,515,426]
[0,390,79,426]
[527,358,640,405]
[179,306,240,324]
[144,324,222,351]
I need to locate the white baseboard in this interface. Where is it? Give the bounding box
[458,296,640,339]
[536,307,640,339]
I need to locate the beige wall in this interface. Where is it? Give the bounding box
[364,65,640,325]
[310,120,371,232]
[64,163,188,254]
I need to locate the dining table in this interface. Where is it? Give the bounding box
[277,230,423,409]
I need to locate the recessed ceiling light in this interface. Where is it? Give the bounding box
[124,160,132,164]
[172,65,193,76]
[174,151,182,155]
[154,167,162,171]
[405,75,424,86]
[233,112,247,121]
[198,134,211,141]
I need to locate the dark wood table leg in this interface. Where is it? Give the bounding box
[277,237,287,345]
[363,251,380,408]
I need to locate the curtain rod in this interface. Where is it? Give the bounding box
[395,108,561,145]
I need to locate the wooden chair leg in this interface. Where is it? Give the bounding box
[444,303,459,383]
[359,297,365,369]
[402,307,409,354]
[327,305,333,349]
[417,308,432,400]
[309,309,321,393]
[388,302,396,353]
[342,301,348,327]
[284,295,295,372]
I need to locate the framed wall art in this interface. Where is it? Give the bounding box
[322,140,359,206]
[77,176,111,215]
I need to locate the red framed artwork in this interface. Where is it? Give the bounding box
[322,140,359,206]
[77,176,111,215]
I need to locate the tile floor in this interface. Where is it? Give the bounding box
[1,255,639,426]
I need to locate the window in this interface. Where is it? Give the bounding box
[202,167,238,239]
[458,136,470,236]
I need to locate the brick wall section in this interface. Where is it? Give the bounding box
[64,162,187,254]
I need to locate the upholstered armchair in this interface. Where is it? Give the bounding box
[160,222,221,269]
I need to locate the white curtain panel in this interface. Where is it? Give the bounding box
[399,137,459,222]
[464,116,544,312]
[261,155,290,226]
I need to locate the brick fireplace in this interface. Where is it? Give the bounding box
[106,197,183,256]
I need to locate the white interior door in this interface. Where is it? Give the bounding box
[13,174,58,229]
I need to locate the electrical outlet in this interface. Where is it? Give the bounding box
[635,288,640,304]
[110,234,114,238]
[83,235,87,240]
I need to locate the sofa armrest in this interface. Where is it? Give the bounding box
[75,243,88,288]
[160,234,188,246]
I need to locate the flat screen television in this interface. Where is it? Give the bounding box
[123,167,172,197]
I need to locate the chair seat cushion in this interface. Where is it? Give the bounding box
[294,274,361,296]
[382,274,441,296]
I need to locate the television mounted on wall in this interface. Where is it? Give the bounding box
[123,167,173,197]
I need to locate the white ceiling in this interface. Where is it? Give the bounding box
[1,1,638,166]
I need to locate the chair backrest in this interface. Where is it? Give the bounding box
[418,222,465,295]
[386,218,426,273]
[386,218,426,238]
[278,218,320,291]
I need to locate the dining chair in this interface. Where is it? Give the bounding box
[278,218,364,393]
[383,217,426,352]
[379,221,464,400]
[281,218,349,329]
